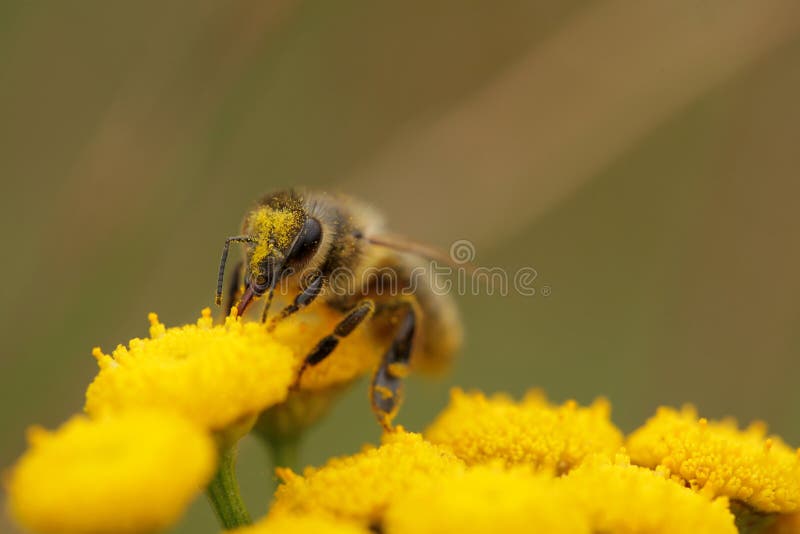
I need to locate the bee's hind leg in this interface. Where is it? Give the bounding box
[370,304,415,431]
[293,299,375,387]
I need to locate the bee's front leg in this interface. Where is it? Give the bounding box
[266,272,325,328]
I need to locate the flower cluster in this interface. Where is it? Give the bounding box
[264,390,795,534]
[5,311,799,534]
[6,308,378,534]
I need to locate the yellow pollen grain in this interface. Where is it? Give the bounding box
[374,385,393,400]
[387,363,410,378]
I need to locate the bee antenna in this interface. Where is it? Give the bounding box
[216,236,255,306]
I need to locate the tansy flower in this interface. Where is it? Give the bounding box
[559,454,737,533]
[425,388,622,472]
[85,309,295,433]
[6,411,215,534]
[383,465,590,534]
[626,406,800,513]
[231,513,370,534]
[270,430,464,525]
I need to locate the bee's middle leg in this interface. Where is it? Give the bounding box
[293,299,375,386]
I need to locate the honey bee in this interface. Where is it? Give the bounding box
[215,189,462,429]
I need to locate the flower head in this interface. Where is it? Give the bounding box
[424,388,623,472]
[270,430,464,525]
[384,465,589,534]
[627,406,800,513]
[560,454,737,533]
[85,309,295,432]
[6,411,215,534]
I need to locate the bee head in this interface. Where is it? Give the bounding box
[236,205,323,316]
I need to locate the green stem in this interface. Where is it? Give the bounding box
[267,434,301,472]
[730,501,777,534]
[206,446,252,530]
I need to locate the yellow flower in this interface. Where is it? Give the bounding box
[425,388,623,472]
[384,465,589,534]
[6,411,215,534]
[231,513,370,534]
[560,454,737,533]
[627,406,800,513]
[85,309,295,432]
[270,430,464,525]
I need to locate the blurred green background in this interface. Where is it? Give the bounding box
[2,2,800,532]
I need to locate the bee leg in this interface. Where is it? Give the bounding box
[223,260,244,316]
[293,299,375,387]
[266,273,325,328]
[370,306,415,431]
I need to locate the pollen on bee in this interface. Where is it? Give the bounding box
[387,363,411,378]
[247,207,304,273]
[374,385,394,400]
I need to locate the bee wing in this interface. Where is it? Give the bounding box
[367,233,476,273]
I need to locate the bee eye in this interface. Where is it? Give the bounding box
[286,217,322,265]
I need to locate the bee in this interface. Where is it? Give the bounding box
[215,189,463,429]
